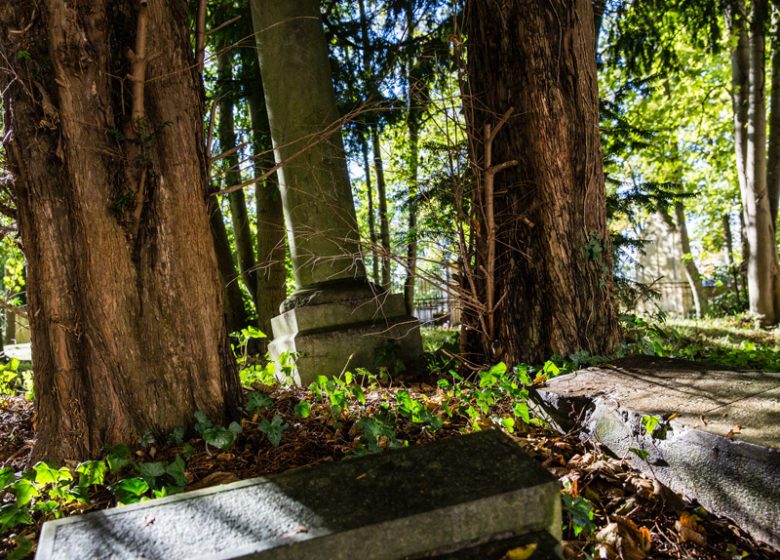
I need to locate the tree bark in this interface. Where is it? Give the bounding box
[767,17,780,229]
[403,6,420,317]
[0,0,242,462]
[743,0,779,323]
[209,199,251,334]
[463,0,619,364]
[239,15,286,347]
[674,202,709,318]
[371,126,392,289]
[360,132,380,283]
[723,213,745,306]
[217,43,259,314]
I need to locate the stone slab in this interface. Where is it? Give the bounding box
[534,356,780,549]
[37,430,562,560]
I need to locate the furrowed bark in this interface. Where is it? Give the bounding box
[0,0,242,462]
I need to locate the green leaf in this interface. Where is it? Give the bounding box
[10,478,39,506]
[167,426,186,445]
[246,392,273,414]
[7,535,33,560]
[0,504,32,530]
[488,362,507,376]
[294,400,311,418]
[641,414,661,436]
[76,460,108,487]
[111,477,149,504]
[501,417,516,432]
[33,462,72,485]
[106,444,132,472]
[135,462,166,484]
[164,455,187,488]
[0,467,15,489]
[629,447,650,460]
[259,414,289,448]
[513,402,531,424]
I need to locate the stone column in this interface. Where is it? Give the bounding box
[251,0,421,384]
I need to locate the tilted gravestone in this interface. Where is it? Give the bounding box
[36,430,562,559]
[535,356,780,550]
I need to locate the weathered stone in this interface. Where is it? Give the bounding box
[268,280,421,384]
[534,357,780,550]
[36,431,562,560]
[251,1,423,382]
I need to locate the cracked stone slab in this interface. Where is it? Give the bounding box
[36,430,562,560]
[535,356,780,550]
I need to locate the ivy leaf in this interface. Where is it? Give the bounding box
[164,455,187,488]
[111,477,149,505]
[246,392,273,414]
[294,400,311,418]
[259,414,289,448]
[135,462,166,484]
[33,462,72,485]
[11,479,39,506]
[76,460,108,487]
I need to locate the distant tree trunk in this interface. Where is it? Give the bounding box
[0,0,242,462]
[209,200,251,334]
[404,117,419,316]
[767,26,780,230]
[728,0,780,323]
[217,43,259,314]
[403,6,420,317]
[239,17,287,348]
[674,202,709,318]
[723,213,744,306]
[371,126,392,289]
[463,0,619,364]
[361,132,380,283]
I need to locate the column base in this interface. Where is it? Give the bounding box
[268,280,423,385]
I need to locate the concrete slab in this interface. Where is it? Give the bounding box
[36,430,562,560]
[535,357,780,549]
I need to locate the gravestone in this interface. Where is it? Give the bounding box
[534,356,780,550]
[251,0,421,385]
[36,430,563,560]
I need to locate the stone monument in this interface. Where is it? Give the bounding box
[251,0,422,384]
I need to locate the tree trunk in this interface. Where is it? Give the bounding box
[361,132,380,283]
[217,43,259,314]
[403,5,421,317]
[209,199,251,334]
[723,213,745,307]
[371,126,392,289]
[239,17,287,348]
[463,0,619,364]
[0,0,242,462]
[674,202,709,318]
[743,0,779,323]
[767,18,780,229]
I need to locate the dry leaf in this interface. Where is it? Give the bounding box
[502,543,538,560]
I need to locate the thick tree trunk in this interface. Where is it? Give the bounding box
[463,0,619,364]
[217,45,259,314]
[239,22,286,348]
[674,202,709,318]
[0,0,242,462]
[361,133,380,283]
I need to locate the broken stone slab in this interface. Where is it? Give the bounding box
[36,430,562,560]
[534,356,780,550]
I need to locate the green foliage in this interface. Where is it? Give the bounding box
[258,414,289,448]
[193,410,242,451]
[245,391,273,414]
[562,492,596,537]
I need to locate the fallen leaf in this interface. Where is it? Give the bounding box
[503,543,538,560]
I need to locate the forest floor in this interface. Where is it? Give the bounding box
[1,317,779,560]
